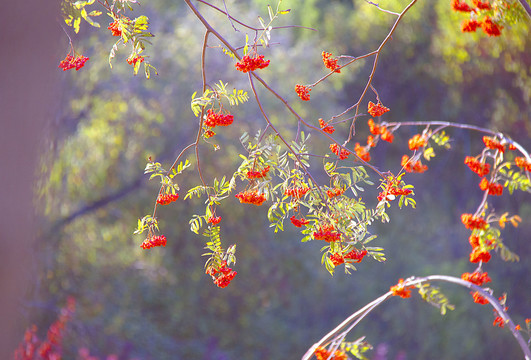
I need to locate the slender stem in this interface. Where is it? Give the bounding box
[347,0,417,141]
[195,29,211,188]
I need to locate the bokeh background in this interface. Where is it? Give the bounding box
[3,0,531,359]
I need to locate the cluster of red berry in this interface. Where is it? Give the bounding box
[472,291,489,304]
[246,165,270,179]
[479,177,503,195]
[314,346,347,360]
[157,193,179,205]
[107,19,126,37]
[318,118,335,134]
[290,216,309,227]
[470,246,491,263]
[127,55,145,66]
[345,248,368,263]
[207,216,222,225]
[401,155,428,173]
[377,182,412,202]
[408,134,427,151]
[464,156,491,177]
[329,253,345,266]
[204,109,234,127]
[329,143,350,160]
[331,248,368,266]
[451,0,503,36]
[206,261,237,288]
[234,54,270,73]
[326,187,345,198]
[390,278,415,298]
[59,54,89,71]
[515,157,531,172]
[461,213,487,230]
[462,270,491,286]
[313,224,341,242]
[235,190,267,206]
[483,136,506,153]
[284,186,310,199]
[367,101,390,117]
[322,51,341,73]
[140,235,167,249]
[295,84,311,101]
[368,119,394,143]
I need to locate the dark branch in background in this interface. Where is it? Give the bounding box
[517,0,531,19]
[49,176,144,233]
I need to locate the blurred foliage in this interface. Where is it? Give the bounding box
[24,0,531,359]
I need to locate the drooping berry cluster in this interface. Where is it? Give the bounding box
[313,224,341,242]
[295,84,311,101]
[157,193,179,205]
[140,235,167,249]
[330,143,350,160]
[345,248,368,263]
[515,157,531,172]
[461,270,491,286]
[367,101,390,117]
[327,187,345,198]
[390,278,415,298]
[235,54,270,73]
[204,109,234,127]
[401,155,428,173]
[206,261,237,288]
[127,55,145,66]
[451,0,503,36]
[284,186,310,199]
[246,166,270,179]
[479,177,503,196]
[354,143,371,162]
[483,136,506,153]
[472,291,489,304]
[408,134,428,151]
[329,253,345,266]
[322,51,341,73]
[59,54,89,71]
[290,216,309,227]
[464,156,491,177]
[314,346,347,360]
[318,118,335,134]
[107,19,125,37]
[207,216,222,225]
[368,119,394,143]
[461,213,487,230]
[235,190,267,206]
[377,182,412,202]
[470,246,491,263]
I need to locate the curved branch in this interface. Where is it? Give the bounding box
[303,275,531,360]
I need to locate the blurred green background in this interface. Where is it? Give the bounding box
[18,0,531,358]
